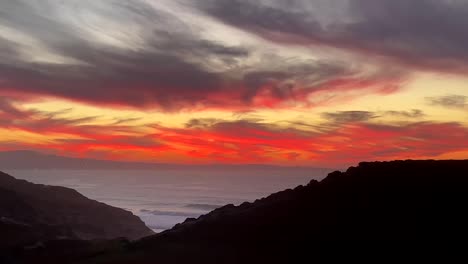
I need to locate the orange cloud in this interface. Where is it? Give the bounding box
[1,99,467,166]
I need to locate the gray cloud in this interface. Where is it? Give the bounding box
[384,110,425,118]
[427,95,467,109]
[322,111,377,123]
[186,118,222,129]
[196,0,468,72]
[0,99,98,133]
[112,117,142,125]
[0,98,31,118]
[184,118,317,139]
[0,1,242,110]
[58,135,162,149]
[321,109,425,126]
[0,0,406,111]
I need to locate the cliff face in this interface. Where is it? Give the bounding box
[0,171,153,249]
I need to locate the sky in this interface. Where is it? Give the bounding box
[0,0,467,167]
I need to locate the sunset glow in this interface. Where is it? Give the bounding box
[1,0,468,167]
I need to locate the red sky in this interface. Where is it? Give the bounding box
[1,0,468,167]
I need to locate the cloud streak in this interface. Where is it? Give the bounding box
[427,95,467,109]
[197,0,468,73]
[0,0,407,111]
[321,111,377,124]
[1,0,467,165]
[2,105,464,166]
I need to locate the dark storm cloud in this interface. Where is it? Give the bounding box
[0,37,22,62]
[427,95,467,109]
[197,0,468,72]
[0,2,233,104]
[0,0,406,111]
[0,0,242,110]
[241,60,352,101]
[0,54,358,110]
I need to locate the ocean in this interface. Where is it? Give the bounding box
[5,169,330,232]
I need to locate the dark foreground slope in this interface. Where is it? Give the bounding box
[0,171,153,250]
[7,160,468,263]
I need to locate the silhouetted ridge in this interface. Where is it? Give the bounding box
[0,171,153,250]
[5,160,468,263]
[100,160,468,263]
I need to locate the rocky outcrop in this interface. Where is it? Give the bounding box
[0,171,153,249]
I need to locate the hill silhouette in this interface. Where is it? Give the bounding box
[3,160,468,263]
[0,171,153,251]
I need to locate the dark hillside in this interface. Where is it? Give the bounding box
[0,171,153,251]
[5,160,468,263]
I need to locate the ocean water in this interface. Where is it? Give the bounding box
[6,169,330,232]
